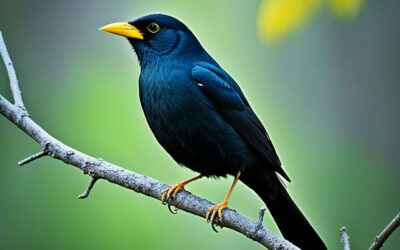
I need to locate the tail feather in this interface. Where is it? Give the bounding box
[241,168,327,250]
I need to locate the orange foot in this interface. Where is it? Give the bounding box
[161,183,185,204]
[160,174,203,205]
[206,201,229,232]
[205,171,241,232]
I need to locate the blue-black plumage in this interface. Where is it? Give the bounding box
[100,14,326,250]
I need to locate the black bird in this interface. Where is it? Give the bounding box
[100,14,326,249]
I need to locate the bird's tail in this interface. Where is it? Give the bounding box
[240,168,327,250]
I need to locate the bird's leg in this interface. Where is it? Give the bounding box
[161,174,203,204]
[206,171,241,232]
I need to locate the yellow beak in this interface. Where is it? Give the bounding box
[99,22,144,40]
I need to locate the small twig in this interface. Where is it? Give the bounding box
[340,227,351,250]
[369,212,400,250]
[256,207,267,231]
[18,151,47,166]
[78,176,100,199]
[0,32,25,110]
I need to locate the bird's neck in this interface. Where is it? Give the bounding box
[135,31,213,70]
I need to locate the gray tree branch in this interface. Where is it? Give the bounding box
[0,32,25,110]
[0,31,299,250]
[369,212,400,250]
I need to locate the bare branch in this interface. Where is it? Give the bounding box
[340,227,351,250]
[18,151,47,166]
[0,32,25,110]
[369,212,400,250]
[0,32,299,250]
[78,176,100,199]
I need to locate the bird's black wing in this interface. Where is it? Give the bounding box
[192,62,290,181]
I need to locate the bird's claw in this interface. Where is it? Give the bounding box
[206,201,228,232]
[167,204,179,214]
[161,184,185,205]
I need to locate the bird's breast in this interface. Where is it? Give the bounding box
[139,65,203,124]
[139,68,211,140]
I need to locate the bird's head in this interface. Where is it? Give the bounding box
[100,14,206,66]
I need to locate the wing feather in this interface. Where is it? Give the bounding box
[192,63,290,181]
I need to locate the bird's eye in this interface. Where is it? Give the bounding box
[147,22,160,34]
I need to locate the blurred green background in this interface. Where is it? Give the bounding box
[0,0,399,249]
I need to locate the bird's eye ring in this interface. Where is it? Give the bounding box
[147,22,160,33]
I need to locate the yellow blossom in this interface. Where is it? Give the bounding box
[257,0,365,43]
